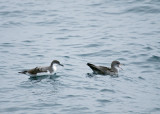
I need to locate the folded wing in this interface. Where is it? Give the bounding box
[87,63,111,75]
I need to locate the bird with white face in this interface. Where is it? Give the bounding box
[19,60,63,75]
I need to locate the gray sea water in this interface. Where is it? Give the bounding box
[0,0,160,114]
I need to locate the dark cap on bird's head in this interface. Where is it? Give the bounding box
[111,60,124,70]
[111,61,120,66]
[51,60,63,66]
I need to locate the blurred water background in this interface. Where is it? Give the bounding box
[0,0,160,113]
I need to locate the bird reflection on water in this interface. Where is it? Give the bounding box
[29,73,61,82]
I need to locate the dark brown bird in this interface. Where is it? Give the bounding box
[87,61,123,75]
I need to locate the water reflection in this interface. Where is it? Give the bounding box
[86,73,119,78]
[28,74,60,82]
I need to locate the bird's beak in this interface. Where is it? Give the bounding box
[118,64,124,70]
[59,63,64,67]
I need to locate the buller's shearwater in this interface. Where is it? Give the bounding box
[87,61,123,75]
[19,60,63,75]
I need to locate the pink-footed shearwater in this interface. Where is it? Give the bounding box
[87,61,123,75]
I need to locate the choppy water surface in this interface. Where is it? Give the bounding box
[0,0,160,113]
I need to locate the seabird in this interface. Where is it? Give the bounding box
[19,60,63,75]
[87,61,123,75]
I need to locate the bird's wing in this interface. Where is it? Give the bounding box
[38,67,48,72]
[87,63,101,72]
[27,67,48,74]
[98,66,114,73]
[87,63,111,75]
[98,66,111,71]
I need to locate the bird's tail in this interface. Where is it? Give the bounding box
[87,63,94,67]
[18,70,27,74]
[87,63,96,70]
[87,63,102,74]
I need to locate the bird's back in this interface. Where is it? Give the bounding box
[87,63,111,75]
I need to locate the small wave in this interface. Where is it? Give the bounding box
[141,70,154,73]
[0,50,9,53]
[123,77,133,82]
[56,37,69,40]
[22,40,35,43]
[147,55,160,62]
[140,65,151,68]
[1,21,23,27]
[155,87,160,90]
[123,96,133,99]
[139,54,148,57]
[97,99,111,103]
[66,94,82,98]
[125,6,160,14]
[0,10,23,17]
[0,43,14,47]
[130,61,145,65]
[84,43,101,48]
[77,49,113,57]
[100,89,115,93]
[36,55,44,57]
[34,21,59,26]
[138,76,145,80]
[151,107,160,113]
[84,87,98,90]
[88,3,102,7]
[117,57,127,61]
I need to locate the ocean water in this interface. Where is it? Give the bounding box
[0,0,160,113]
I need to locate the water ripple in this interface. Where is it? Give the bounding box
[147,55,160,63]
[100,89,115,93]
[97,99,112,103]
[0,10,23,17]
[125,6,160,14]
[138,76,145,80]
[0,43,14,47]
